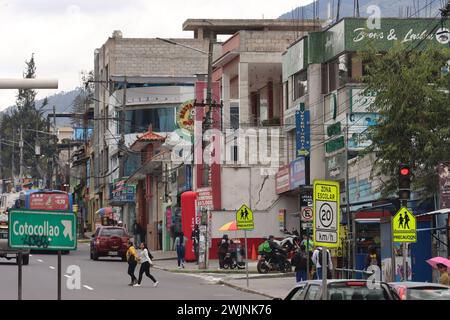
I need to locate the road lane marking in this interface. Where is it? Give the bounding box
[37,259,44,263]
[29,254,33,257]
[49,266,55,270]
[64,275,70,278]
[83,285,94,291]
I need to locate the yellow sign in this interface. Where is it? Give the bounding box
[236,204,254,230]
[392,207,417,243]
[313,180,340,248]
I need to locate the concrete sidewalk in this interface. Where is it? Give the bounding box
[219,276,296,299]
[153,258,261,273]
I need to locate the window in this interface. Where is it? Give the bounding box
[287,285,306,300]
[230,102,239,130]
[329,59,339,92]
[338,54,351,87]
[304,285,321,300]
[125,106,176,134]
[321,64,329,94]
[284,81,289,110]
[99,228,126,237]
[293,70,308,100]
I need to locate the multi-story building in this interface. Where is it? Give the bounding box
[281,17,449,281]
[204,20,317,258]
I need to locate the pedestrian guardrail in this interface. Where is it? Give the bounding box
[334,268,374,279]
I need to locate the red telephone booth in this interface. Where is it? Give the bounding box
[181,191,197,262]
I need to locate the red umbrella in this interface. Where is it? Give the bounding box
[426,257,450,269]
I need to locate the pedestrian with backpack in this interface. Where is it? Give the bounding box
[312,246,333,280]
[292,244,309,283]
[133,242,158,287]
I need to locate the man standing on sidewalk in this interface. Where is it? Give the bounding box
[191,224,200,264]
[311,246,333,280]
[291,245,309,283]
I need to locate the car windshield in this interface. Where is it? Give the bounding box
[407,288,450,300]
[100,228,126,237]
[328,283,388,300]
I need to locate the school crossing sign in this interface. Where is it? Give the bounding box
[392,207,417,243]
[236,204,254,231]
[313,180,340,248]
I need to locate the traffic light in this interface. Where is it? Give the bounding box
[398,163,411,201]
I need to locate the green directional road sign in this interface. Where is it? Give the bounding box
[8,209,77,250]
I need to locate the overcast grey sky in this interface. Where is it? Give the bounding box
[0,0,313,110]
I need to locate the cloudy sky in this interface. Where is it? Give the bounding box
[0,0,313,110]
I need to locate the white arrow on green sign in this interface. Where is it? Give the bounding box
[8,209,77,250]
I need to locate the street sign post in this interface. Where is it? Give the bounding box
[392,207,416,281]
[236,204,254,287]
[313,180,340,300]
[8,209,76,300]
[8,209,77,250]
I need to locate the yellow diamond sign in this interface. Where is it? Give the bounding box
[392,207,417,243]
[236,204,254,230]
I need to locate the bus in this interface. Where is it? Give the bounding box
[18,189,74,212]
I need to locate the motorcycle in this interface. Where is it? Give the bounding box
[223,246,246,270]
[274,233,301,254]
[257,249,292,274]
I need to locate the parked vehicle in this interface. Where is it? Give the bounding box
[0,211,30,265]
[281,280,401,300]
[388,282,450,300]
[257,249,292,274]
[90,226,129,261]
[223,247,246,270]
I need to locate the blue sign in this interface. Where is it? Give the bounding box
[290,157,306,190]
[295,107,311,157]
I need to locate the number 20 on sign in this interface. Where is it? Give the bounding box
[313,180,340,248]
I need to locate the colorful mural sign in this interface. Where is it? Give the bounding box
[177,100,195,132]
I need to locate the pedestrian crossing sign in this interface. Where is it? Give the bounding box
[392,207,417,243]
[236,204,254,230]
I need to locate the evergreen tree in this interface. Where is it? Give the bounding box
[0,54,56,187]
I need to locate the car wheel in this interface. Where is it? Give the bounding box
[90,251,93,260]
[121,255,127,262]
[93,251,99,261]
[22,254,30,265]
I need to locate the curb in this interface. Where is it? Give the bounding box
[153,266,259,274]
[218,280,276,299]
[153,265,294,278]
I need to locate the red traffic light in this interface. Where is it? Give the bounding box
[400,168,410,176]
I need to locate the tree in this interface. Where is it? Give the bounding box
[362,44,450,199]
[0,54,56,187]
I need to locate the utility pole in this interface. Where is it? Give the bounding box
[0,118,2,194]
[53,105,57,189]
[345,113,352,274]
[119,76,127,179]
[19,126,24,186]
[12,127,15,189]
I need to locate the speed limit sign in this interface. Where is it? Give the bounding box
[313,180,340,248]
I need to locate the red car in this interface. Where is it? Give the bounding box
[90,226,129,261]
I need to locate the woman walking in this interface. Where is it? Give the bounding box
[133,243,158,287]
[126,241,139,286]
[175,232,186,268]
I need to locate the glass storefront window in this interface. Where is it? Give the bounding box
[293,70,308,100]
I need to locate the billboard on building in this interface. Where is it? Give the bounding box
[276,165,290,194]
[197,187,213,210]
[290,157,306,189]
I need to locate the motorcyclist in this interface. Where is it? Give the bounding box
[267,235,286,269]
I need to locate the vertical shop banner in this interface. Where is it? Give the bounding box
[439,162,450,209]
[295,109,311,157]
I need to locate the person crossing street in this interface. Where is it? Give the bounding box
[133,242,158,287]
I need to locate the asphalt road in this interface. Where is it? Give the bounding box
[0,243,265,300]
